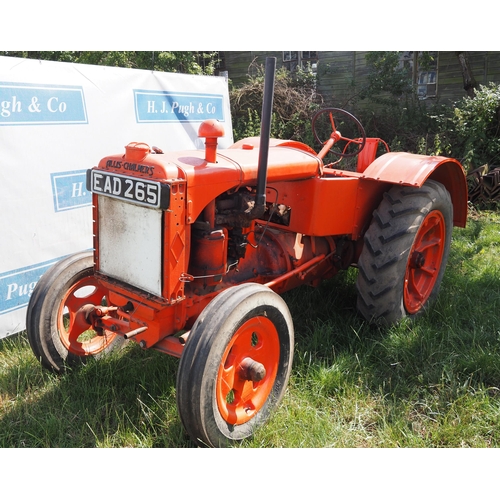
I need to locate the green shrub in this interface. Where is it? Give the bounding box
[356,98,446,154]
[230,64,321,145]
[229,56,500,183]
[357,82,500,173]
[447,83,500,171]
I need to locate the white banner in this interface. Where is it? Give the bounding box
[0,56,233,338]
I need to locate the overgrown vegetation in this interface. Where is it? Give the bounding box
[355,52,499,172]
[1,51,500,448]
[433,82,500,169]
[2,210,500,447]
[0,51,220,75]
[357,82,500,173]
[4,51,498,173]
[229,52,500,176]
[230,61,322,144]
[361,51,418,101]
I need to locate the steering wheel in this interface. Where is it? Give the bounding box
[312,108,367,160]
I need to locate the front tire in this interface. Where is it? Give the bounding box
[356,180,453,325]
[176,283,294,447]
[26,251,126,373]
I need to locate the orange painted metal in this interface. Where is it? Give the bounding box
[151,335,185,358]
[216,315,280,425]
[86,118,468,357]
[58,275,120,356]
[163,180,188,303]
[362,152,467,227]
[403,210,446,313]
[264,174,392,241]
[356,138,389,173]
[317,131,342,160]
[199,119,225,163]
[124,142,150,162]
[264,253,329,291]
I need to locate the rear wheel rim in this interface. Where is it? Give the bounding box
[57,276,117,356]
[404,210,446,314]
[216,316,280,425]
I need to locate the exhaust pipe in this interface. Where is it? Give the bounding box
[216,57,275,228]
[252,57,276,217]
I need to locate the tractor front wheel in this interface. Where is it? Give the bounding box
[356,180,453,325]
[176,283,294,447]
[26,251,126,373]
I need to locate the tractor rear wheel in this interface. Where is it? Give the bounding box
[26,251,126,373]
[356,180,453,325]
[176,283,294,447]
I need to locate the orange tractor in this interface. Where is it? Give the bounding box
[27,58,467,446]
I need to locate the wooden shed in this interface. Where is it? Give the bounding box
[219,51,500,108]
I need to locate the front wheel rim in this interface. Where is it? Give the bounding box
[404,210,446,314]
[216,316,280,425]
[57,276,118,356]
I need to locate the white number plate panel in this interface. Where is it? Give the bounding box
[90,170,166,209]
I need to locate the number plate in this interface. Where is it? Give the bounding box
[88,170,169,209]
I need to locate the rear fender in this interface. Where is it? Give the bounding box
[362,152,468,227]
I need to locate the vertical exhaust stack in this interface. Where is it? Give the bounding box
[253,57,276,218]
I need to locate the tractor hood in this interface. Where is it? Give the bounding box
[95,138,321,224]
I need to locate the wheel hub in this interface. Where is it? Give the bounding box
[404,210,446,314]
[239,357,266,382]
[216,315,280,425]
[409,250,425,269]
[58,276,119,356]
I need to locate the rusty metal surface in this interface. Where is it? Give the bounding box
[468,165,500,207]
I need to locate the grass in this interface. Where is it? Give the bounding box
[2,209,500,448]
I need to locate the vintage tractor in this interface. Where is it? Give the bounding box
[26,58,467,446]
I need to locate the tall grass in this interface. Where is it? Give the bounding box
[1,210,500,448]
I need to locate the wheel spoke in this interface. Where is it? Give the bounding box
[25,252,125,374]
[58,278,115,356]
[64,292,85,316]
[312,108,366,159]
[423,214,441,231]
[342,137,363,146]
[219,354,237,398]
[404,210,446,314]
[66,315,88,344]
[63,295,96,346]
[416,217,442,246]
[417,237,442,254]
[407,271,425,302]
[419,265,437,277]
[219,360,259,422]
[217,315,280,425]
[328,112,336,133]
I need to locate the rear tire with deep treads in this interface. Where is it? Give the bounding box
[356,180,453,326]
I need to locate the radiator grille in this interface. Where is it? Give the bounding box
[98,196,163,296]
